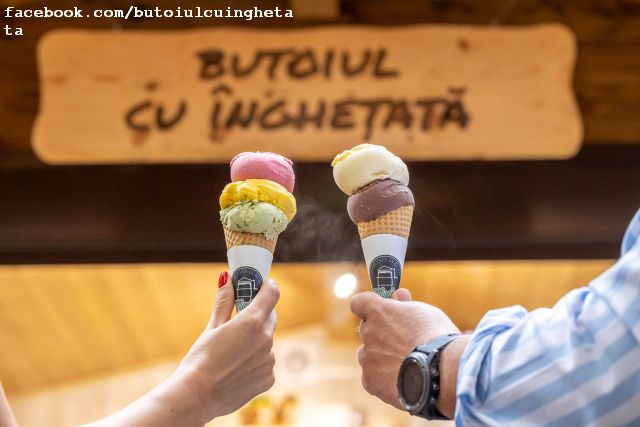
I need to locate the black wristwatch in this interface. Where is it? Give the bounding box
[397,333,460,420]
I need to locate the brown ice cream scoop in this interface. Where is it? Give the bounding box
[347,179,414,223]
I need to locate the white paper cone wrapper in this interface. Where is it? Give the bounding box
[361,234,408,298]
[227,245,273,311]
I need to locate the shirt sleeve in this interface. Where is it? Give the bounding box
[455,209,640,427]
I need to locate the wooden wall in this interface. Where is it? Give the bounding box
[1,0,639,167]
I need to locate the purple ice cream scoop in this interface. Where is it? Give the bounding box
[347,179,414,223]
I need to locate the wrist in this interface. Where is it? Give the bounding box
[150,369,210,427]
[436,334,470,419]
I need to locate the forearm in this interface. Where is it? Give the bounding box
[81,372,206,427]
[0,382,18,427]
[436,335,470,419]
[455,285,639,425]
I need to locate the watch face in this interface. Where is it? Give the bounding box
[401,360,424,406]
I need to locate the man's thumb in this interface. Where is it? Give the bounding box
[209,272,234,328]
[392,288,412,302]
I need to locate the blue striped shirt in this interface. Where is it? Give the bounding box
[456,208,640,426]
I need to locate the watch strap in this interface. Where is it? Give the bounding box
[416,333,460,354]
[415,333,460,420]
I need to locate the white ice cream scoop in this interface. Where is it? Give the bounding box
[332,144,409,195]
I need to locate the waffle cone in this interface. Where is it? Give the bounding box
[223,226,277,253]
[357,205,414,240]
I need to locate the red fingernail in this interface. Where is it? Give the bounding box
[218,271,229,288]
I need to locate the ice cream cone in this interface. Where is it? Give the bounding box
[220,152,296,311]
[224,226,277,311]
[224,226,278,253]
[332,144,414,299]
[356,205,414,240]
[357,205,414,298]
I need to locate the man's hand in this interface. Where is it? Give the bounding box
[351,289,463,416]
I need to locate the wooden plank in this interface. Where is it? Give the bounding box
[32,24,580,163]
[0,0,639,169]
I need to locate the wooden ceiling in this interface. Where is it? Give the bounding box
[0,260,613,395]
[8,329,412,427]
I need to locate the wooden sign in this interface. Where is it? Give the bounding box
[33,24,582,164]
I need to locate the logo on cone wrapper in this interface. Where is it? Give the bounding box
[232,266,263,311]
[369,255,401,298]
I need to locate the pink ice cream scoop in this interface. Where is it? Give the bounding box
[230,152,295,193]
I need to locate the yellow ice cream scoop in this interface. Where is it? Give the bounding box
[220,179,296,221]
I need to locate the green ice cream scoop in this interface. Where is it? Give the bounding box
[220,201,288,240]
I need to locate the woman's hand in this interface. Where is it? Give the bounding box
[0,381,19,427]
[83,273,280,427]
[175,275,280,422]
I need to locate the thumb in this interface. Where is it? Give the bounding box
[350,291,380,320]
[240,279,280,321]
[392,288,412,302]
[209,271,234,328]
